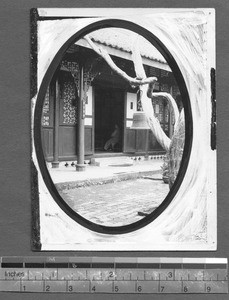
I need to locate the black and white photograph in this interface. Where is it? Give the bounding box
[40,26,183,227]
[31,8,216,251]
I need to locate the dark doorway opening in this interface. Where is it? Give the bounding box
[94,87,124,153]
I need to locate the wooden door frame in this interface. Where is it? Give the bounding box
[123,90,128,153]
[93,85,125,153]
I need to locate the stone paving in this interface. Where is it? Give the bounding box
[48,156,164,185]
[59,173,169,227]
[47,155,169,227]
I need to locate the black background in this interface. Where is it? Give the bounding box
[0,1,228,299]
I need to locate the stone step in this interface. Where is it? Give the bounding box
[93,155,165,167]
[94,156,133,167]
[47,154,165,169]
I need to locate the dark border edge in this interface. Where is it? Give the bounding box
[31,160,41,251]
[30,8,38,99]
[30,8,41,251]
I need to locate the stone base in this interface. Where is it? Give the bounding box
[76,164,86,172]
[89,158,100,166]
[51,161,59,168]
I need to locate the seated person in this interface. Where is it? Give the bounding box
[104,125,120,151]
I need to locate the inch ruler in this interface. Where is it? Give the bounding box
[0,257,227,294]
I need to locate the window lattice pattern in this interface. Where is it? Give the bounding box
[148,66,160,77]
[152,98,164,123]
[161,83,170,93]
[62,81,77,125]
[42,88,50,126]
[172,85,180,98]
[137,98,143,111]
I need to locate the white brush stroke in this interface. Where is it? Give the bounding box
[32,8,216,251]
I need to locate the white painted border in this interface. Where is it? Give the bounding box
[38,8,214,17]
[33,8,216,251]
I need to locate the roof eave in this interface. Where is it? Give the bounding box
[76,39,171,72]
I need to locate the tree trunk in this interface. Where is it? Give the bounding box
[167,109,185,187]
[84,33,184,185]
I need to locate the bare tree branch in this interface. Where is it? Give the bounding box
[84,36,157,86]
[130,34,172,151]
[149,92,180,128]
[139,85,171,151]
[130,35,179,127]
[131,33,146,79]
[84,33,179,152]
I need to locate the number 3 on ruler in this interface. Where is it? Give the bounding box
[68,285,73,292]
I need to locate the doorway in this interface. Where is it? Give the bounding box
[94,87,124,153]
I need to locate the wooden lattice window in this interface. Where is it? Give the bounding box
[60,73,78,125]
[41,88,50,126]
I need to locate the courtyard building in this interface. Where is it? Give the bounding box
[41,28,181,167]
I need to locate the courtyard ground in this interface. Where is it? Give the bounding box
[48,155,169,227]
[59,173,169,227]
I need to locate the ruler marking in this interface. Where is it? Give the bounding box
[0,257,227,294]
[66,279,68,292]
[158,273,160,293]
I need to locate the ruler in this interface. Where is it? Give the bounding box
[0,257,227,294]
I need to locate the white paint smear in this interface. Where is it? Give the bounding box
[32,9,216,251]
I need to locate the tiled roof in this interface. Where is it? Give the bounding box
[88,28,167,64]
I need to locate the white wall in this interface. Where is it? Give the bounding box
[126,92,137,127]
[85,86,93,126]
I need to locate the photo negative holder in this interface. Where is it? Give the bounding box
[31,8,216,251]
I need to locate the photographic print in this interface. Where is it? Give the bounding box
[31,8,216,251]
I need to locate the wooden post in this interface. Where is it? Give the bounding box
[52,77,60,168]
[76,64,86,172]
[144,129,149,160]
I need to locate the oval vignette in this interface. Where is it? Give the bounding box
[34,19,193,235]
